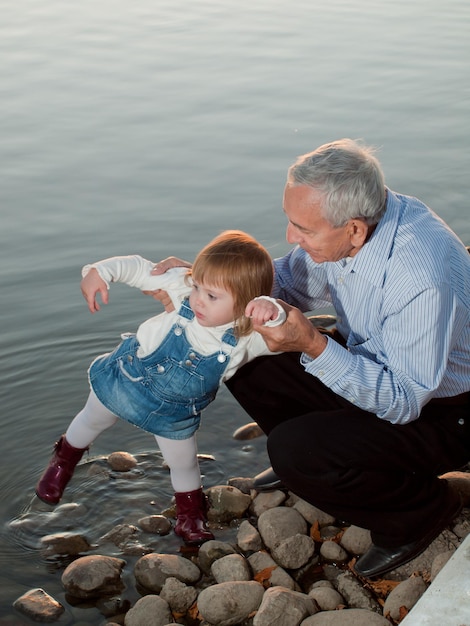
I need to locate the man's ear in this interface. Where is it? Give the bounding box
[349,219,372,249]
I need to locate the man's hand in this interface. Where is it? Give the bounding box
[80,268,109,313]
[252,301,328,357]
[143,256,192,313]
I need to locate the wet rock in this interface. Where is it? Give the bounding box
[257,506,307,549]
[319,540,348,564]
[61,554,125,599]
[340,525,372,556]
[301,608,391,625]
[335,571,381,612]
[137,514,172,535]
[40,532,93,556]
[248,550,298,590]
[211,553,252,582]
[197,539,238,575]
[382,575,426,622]
[99,524,140,548]
[271,533,316,569]
[253,586,318,626]
[206,485,252,523]
[134,553,201,593]
[237,519,263,552]
[13,588,64,623]
[107,451,138,471]
[197,580,265,626]
[123,594,171,626]
[159,576,198,613]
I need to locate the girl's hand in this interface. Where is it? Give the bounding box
[80,268,109,313]
[245,298,281,326]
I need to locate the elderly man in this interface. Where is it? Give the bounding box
[156,139,470,577]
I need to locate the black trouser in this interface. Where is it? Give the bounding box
[226,351,470,547]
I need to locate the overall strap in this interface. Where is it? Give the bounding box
[221,327,238,347]
[178,298,195,321]
[178,297,238,348]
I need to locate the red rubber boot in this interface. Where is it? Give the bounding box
[174,488,215,545]
[35,435,88,505]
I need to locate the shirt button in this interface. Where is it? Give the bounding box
[157,365,165,373]
[189,352,196,360]
[318,370,325,377]
[185,359,192,366]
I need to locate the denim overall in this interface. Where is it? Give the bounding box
[88,299,238,439]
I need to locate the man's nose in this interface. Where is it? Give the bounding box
[286,223,300,244]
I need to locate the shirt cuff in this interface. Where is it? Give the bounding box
[300,337,354,387]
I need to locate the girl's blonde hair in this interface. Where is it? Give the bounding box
[190,230,273,336]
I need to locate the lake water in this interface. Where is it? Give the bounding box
[1,0,469,621]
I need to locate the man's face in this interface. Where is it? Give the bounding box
[283,183,361,263]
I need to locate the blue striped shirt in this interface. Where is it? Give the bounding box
[273,189,470,424]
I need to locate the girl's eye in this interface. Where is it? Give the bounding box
[208,293,216,301]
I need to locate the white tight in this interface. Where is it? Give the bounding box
[65,390,201,493]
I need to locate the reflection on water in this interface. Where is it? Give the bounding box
[1,0,469,619]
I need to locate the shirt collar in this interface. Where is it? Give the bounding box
[341,188,401,287]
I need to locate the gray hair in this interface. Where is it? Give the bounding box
[287,138,386,227]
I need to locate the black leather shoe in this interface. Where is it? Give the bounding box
[253,467,284,492]
[354,500,463,579]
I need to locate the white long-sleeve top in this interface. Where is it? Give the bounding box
[82,255,278,382]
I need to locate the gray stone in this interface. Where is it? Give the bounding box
[134,553,201,593]
[340,525,372,556]
[271,533,315,569]
[248,551,298,590]
[335,571,381,612]
[211,553,252,582]
[292,499,335,527]
[197,580,264,626]
[431,550,454,580]
[61,554,125,599]
[258,507,308,549]
[253,586,317,626]
[160,576,197,613]
[206,485,252,523]
[319,540,349,564]
[301,608,391,625]
[124,594,171,626]
[382,575,426,622]
[308,586,344,611]
[237,519,263,552]
[197,539,237,575]
[251,490,287,517]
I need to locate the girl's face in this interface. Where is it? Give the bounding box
[189,280,236,327]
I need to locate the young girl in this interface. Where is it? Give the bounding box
[35,230,285,544]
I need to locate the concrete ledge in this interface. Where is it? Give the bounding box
[400,533,470,624]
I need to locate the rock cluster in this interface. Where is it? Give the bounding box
[11,449,470,625]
